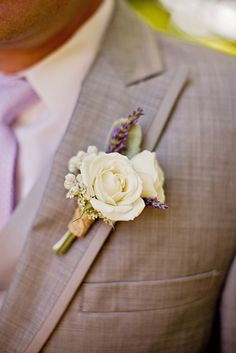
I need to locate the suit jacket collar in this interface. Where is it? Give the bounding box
[102,0,164,85]
[0,2,188,352]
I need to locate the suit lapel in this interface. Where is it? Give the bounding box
[0,2,188,352]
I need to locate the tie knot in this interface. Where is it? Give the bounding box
[0,74,38,126]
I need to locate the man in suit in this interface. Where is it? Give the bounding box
[0,0,235,352]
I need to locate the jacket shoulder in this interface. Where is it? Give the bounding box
[156,32,236,79]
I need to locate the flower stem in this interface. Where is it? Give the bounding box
[52,231,77,255]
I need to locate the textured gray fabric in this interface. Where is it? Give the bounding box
[0,1,235,352]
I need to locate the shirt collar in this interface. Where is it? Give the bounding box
[24,0,114,114]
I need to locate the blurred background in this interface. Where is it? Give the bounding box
[127,0,236,56]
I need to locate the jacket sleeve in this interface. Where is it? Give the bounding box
[220,255,236,353]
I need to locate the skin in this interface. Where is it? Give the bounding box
[0,0,103,73]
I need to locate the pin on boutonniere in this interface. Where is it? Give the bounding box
[52,108,168,255]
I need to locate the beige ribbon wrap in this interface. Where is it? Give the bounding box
[68,207,94,237]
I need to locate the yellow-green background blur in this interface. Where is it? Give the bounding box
[128,0,236,56]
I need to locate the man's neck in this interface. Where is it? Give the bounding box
[0,0,102,74]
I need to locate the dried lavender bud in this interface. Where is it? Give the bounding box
[107,108,144,154]
[144,198,168,211]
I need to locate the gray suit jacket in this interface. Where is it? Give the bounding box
[0,1,235,352]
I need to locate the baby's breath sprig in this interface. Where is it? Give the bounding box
[78,199,114,226]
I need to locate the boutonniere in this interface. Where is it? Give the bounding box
[53,108,168,255]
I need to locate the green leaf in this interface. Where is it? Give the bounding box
[126,123,142,159]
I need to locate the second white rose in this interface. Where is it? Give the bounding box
[131,150,165,202]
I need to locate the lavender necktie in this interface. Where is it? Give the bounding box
[0,74,38,230]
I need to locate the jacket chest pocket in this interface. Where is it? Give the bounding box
[78,269,221,313]
[44,270,222,353]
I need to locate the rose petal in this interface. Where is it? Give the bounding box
[155,159,164,186]
[156,186,165,203]
[94,172,116,205]
[102,170,122,196]
[132,151,157,182]
[91,197,145,221]
[90,198,131,215]
[80,153,97,195]
[118,173,143,205]
[137,172,158,198]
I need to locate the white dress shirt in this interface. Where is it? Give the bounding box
[14,0,114,202]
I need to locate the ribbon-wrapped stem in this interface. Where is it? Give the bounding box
[52,207,94,255]
[52,231,77,255]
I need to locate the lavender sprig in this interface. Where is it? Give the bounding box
[107,108,144,154]
[144,198,168,211]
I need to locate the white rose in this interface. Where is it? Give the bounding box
[80,152,145,221]
[131,150,165,202]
